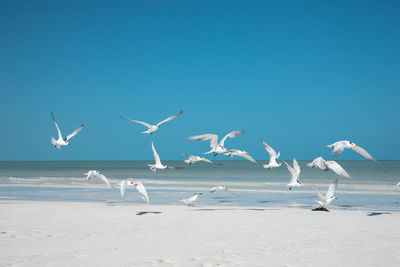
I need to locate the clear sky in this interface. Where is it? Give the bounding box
[0,0,399,161]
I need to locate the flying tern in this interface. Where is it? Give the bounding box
[260,140,281,169]
[307,157,351,178]
[283,158,303,190]
[148,142,181,172]
[84,170,114,188]
[225,149,257,163]
[183,154,214,165]
[187,130,244,156]
[327,140,375,161]
[311,180,338,210]
[120,110,183,134]
[51,112,84,149]
[120,180,149,203]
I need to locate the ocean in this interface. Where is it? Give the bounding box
[1,160,399,211]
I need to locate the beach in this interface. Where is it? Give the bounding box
[1,200,399,266]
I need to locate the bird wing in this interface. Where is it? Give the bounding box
[219,130,244,146]
[261,140,277,158]
[65,124,84,141]
[156,110,183,126]
[307,157,327,170]
[327,161,351,178]
[239,153,257,163]
[351,145,376,161]
[93,173,111,187]
[120,116,152,129]
[326,180,338,199]
[151,142,162,165]
[51,112,63,140]
[120,181,127,198]
[311,185,326,202]
[293,158,301,177]
[210,186,219,193]
[135,182,149,203]
[283,161,296,180]
[187,134,219,148]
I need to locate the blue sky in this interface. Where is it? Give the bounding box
[0,0,399,161]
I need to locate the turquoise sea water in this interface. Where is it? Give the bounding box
[1,160,399,211]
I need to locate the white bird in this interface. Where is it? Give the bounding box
[187,130,244,156]
[183,154,214,165]
[51,112,84,149]
[396,182,400,187]
[327,140,375,161]
[224,149,257,163]
[307,157,351,179]
[84,170,114,188]
[120,180,149,203]
[311,180,338,208]
[260,140,281,169]
[210,185,236,195]
[283,158,303,190]
[181,193,202,207]
[148,142,181,172]
[120,110,183,134]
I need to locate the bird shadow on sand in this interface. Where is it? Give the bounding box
[136,211,162,216]
[366,212,392,217]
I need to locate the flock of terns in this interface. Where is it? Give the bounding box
[50,110,379,211]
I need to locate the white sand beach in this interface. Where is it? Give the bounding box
[1,201,400,266]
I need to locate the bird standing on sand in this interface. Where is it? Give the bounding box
[307,157,351,179]
[120,180,149,203]
[51,112,84,149]
[327,140,375,161]
[260,140,281,169]
[187,130,244,156]
[181,193,202,207]
[120,111,183,134]
[283,158,303,190]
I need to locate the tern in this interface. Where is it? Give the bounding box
[283,158,303,190]
[210,185,236,195]
[311,180,338,211]
[51,112,84,149]
[183,154,214,165]
[148,142,181,172]
[84,170,114,188]
[120,180,149,203]
[187,130,244,156]
[120,110,183,134]
[181,193,202,207]
[327,140,375,161]
[307,157,351,178]
[260,140,281,169]
[224,149,257,163]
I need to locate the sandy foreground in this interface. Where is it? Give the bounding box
[1,201,399,267]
